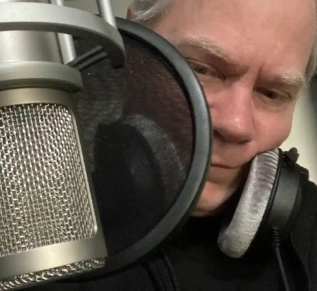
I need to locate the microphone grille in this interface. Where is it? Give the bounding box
[0,258,104,291]
[0,103,95,256]
[0,103,96,256]
[0,103,103,289]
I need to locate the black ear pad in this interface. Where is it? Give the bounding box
[92,114,185,258]
[217,148,280,258]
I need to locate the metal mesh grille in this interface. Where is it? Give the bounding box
[0,103,95,257]
[0,258,105,291]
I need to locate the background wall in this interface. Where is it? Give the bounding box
[281,87,317,183]
[66,0,131,16]
[66,0,317,183]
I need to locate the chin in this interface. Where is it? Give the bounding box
[192,168,244,217]
[192,181,235,217]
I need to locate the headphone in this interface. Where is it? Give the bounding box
[217,147,309,258]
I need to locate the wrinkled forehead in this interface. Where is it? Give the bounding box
[164,0,316,41]
[170,0,317,19]
[154,0,316,81]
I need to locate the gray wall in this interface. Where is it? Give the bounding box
[110,0,132,17]
[311,81,317,120]
[65,0,317,183]
[65,0,131,16]
[65,0,98,13]
[281,87,317,183]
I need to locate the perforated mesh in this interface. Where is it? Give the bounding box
[0,104,95,257]
[0,258,105,291]
[75,33,194,257]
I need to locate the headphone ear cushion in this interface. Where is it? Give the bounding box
[217,148,280,258]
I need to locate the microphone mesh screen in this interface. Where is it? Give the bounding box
[0,104,104,290]
[0,103,95,257]
[0,259,104,291]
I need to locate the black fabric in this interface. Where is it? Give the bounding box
[72,30,194,261]
[29,265,155,291]
[27,180,317,291]
[163,180,317,291]
[92,121,168,254]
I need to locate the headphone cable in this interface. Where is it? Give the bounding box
[272,227,291,291]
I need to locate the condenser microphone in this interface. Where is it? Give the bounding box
[0,0,124,290]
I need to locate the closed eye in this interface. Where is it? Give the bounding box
[186,59,225,81]
[256,87,293,106]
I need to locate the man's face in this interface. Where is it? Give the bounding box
[146,0,316,216]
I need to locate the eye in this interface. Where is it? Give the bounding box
[186,59,225,81]
[256,88,292,105]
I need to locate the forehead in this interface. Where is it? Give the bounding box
[153,0,316,81]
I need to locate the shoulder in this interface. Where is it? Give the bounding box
[291,180,317,241]
[290,180,317,290]
[297,180,317,219]
[304,180,317,194]
[297,180,317,226]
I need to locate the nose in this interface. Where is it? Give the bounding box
[207,85,255,144]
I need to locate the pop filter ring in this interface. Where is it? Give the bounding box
[67,17,212,280]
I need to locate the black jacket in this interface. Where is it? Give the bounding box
[30,179,317,291]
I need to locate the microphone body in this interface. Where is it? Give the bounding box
[0,0,125,290]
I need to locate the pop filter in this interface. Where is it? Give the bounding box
[71,17,212,277]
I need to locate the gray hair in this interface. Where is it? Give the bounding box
[129,0,172,24]
[129,0,317,83]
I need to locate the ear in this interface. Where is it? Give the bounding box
[126,7,132,19]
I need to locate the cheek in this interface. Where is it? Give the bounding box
[255,110,293,152]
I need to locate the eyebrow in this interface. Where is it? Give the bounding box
[171,35,232,63]
[268,72,306,91]
[171,35,306,91]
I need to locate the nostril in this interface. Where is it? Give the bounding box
[213,130,225,142]
[213,125,254,144]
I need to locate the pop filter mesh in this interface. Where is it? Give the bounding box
[74,23,194,265]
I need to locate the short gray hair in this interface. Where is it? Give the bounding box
[129,0,172,24]
[129,0,317,83]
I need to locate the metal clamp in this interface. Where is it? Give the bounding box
[0,2,125,68]
[0,61,83,92]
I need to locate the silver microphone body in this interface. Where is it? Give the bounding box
[0,0,125,290]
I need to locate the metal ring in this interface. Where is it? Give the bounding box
[0,61,83,92]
